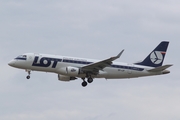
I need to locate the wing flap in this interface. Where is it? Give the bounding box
[148,64,173,72]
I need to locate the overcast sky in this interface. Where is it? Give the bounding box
[0,0,180,120]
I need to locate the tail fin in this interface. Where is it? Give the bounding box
[135,41,169,67]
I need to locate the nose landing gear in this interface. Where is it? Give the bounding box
[26,70,31,79]
[26,75,30,79]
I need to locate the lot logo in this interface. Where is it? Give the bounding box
[32,56,62,68]
[150,51,164,64]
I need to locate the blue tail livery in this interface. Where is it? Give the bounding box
[135,41,169,67]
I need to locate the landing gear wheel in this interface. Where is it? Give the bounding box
[26,75,30,79]
[87,77,93,83]
[26,70,31,79]
[82,81,87,87]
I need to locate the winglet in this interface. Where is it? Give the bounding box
[112,49,124,60]
[117,49,124,58]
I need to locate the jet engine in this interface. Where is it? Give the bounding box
[58,74,77,81]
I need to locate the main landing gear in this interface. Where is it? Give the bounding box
[81,77,94,87]
[26,70,31,79]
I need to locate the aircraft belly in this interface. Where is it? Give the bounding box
[102,68,129,79]
[102,68,151,79]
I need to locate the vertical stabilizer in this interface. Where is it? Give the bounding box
[135,41,169,67]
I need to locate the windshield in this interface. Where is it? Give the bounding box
[15,55,27,60]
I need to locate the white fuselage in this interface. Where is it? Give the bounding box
[9,53,163,79]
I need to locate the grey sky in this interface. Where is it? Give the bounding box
[0,0,179,120]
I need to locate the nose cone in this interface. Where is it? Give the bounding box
[8,60,16,67]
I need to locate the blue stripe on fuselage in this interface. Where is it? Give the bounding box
[63,59,92,65]
[62,59,144,71]
[111,64,144,71]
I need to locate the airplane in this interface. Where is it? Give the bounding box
[8,41,172,87]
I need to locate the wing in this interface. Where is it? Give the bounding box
[81,50,124,74]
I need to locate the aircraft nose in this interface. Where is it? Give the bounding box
[8,60,16,67]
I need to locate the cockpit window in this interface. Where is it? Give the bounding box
[15,55,27,60]
[23,55,27,58]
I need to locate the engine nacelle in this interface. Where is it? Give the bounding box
[57,66,80,76]
[58,74,77,82]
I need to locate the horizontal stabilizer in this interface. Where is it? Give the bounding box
[148,64,173,72]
